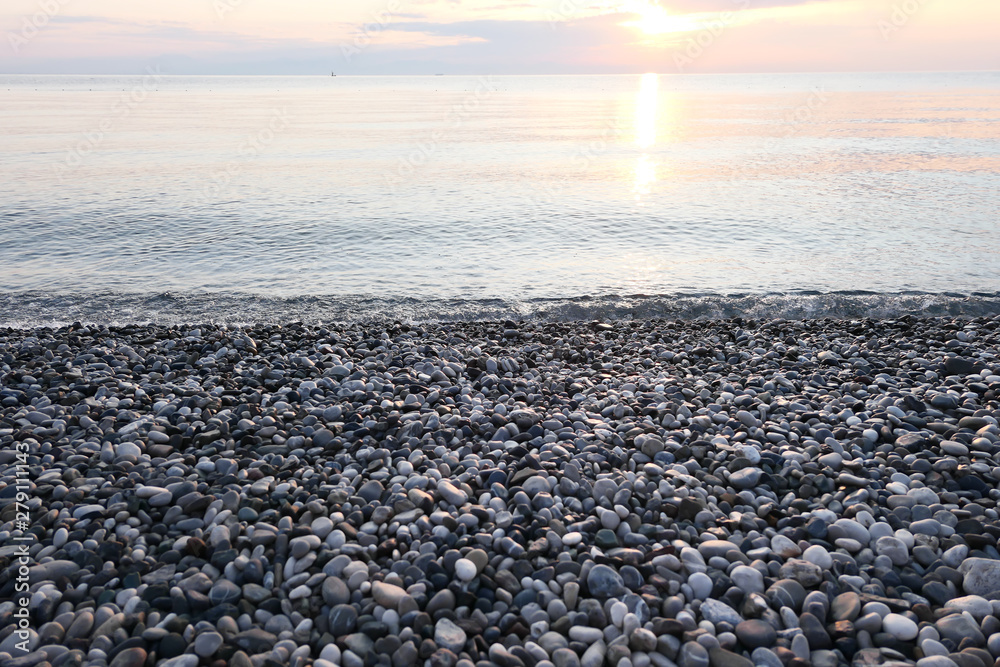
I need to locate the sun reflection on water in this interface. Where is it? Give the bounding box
[635,72,659,149]
[634,73,659,200]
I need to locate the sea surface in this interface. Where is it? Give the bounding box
[1,72,999,326]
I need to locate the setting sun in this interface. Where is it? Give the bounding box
[622,0,701,35]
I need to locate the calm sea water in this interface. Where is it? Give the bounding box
[1,72,999,325]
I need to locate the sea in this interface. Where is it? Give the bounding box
[1,72,999,326]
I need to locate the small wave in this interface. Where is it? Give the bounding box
[1,291,999,329]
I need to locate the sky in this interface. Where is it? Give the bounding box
[1,0,999,75]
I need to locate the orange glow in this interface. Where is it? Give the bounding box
[621,1,702,35]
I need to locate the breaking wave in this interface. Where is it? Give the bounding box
[2,291,1000,329]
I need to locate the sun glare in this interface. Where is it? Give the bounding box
[635,72,659,149]
[633,73,659,201]
[622,1,700,35]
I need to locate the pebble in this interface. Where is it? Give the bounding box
[434,618,467,653]
[194,632,224,657]
[959,558,1000,596]
[2,317,999,666]
[454,558,477,582]
[735,620,776,649]
[587,565,626,598]
[884,613,919,641]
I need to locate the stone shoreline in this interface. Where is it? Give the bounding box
[1,316,1000,667]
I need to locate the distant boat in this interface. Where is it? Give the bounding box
[331,72,336,77]
[435,73,444,76]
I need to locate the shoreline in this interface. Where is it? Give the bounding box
[2,316,1000,667]
[2,291,1000,330]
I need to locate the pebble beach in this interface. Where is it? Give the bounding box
[3,315,1000,667]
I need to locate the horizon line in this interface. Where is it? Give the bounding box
[3,69,1000,77]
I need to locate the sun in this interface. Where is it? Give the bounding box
[622,1,700,35]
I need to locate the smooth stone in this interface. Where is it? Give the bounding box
[831,592,861,621]
[436,480,468,506]
[329,605,358,635]
[708,647,753,667]
[29,560,80,582]
[944,596,993,620]
[689,572,714,600]
[942,544,969,569]
[553,648,581,667]
[779,559,823,587]
[959,559,1000,596]
[874,536,909,566]
[454,559,477,582]
[372,582,408,609]
[209,580,241,605]
[587,565,626,598]
[750,648,784,667]
[936,613,986,645]
[883,613,918,641]
[799,613,832,649]
[582,641,607,667]
[194,631,224,657]
[699,541,738,558]
[730,468,761,490]
[854,613,883,634]
[700,599,743,626]
[358,480,384,503]
[735,620,777,649]
[323,577,351,606]
[915,658,961,667]
[730,566,764,595]
[159,657,199,667]
[109,648,147,667]
[766,579,806,611]
[434,618,467,653]
[770,535,801,558]
[233,629,278,654]
[570,626,605,644]
[678,641,710,667]
[802,545,833,569]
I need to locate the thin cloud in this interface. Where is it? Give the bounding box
[662,0,837,10]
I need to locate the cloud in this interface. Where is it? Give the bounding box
[661,0,835,9]
[4,0,998,75]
